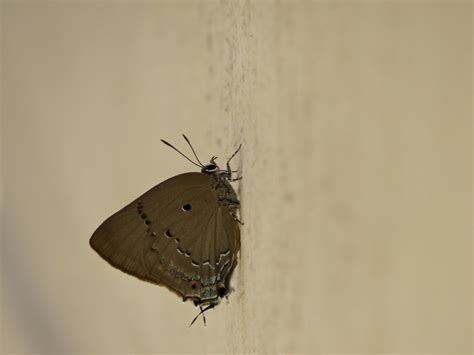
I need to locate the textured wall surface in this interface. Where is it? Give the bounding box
[1,1,472,353]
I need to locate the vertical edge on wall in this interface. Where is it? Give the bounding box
[0,2,5,353]
[201,0,260,352]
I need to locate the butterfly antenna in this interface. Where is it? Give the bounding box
[161,139,202,168]
[226,144,242,173]
[182,134,204,167]
[227,144,242,165]
[189,304,215,327]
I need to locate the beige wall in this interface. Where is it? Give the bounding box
[1,1,471,353]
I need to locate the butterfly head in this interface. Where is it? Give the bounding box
[201,156,220,174]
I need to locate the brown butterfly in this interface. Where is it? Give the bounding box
[90,135,242,325]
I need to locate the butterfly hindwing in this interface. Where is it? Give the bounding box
[90,172,240,304]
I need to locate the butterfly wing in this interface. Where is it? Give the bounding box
[90,172,240,305]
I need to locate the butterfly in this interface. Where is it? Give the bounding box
[90,135,242,325]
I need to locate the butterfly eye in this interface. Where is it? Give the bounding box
[202,164,217,173]
[182,203,192,211]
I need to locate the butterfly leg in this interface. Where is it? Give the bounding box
[218,193,240,205]
[231,212,244,225]
[228,205,244,225]
[230,175,242,182]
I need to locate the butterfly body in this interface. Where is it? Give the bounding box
[90,168,241,307]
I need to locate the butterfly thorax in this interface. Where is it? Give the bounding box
[217,178,239,209]
[201,162,240,209]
